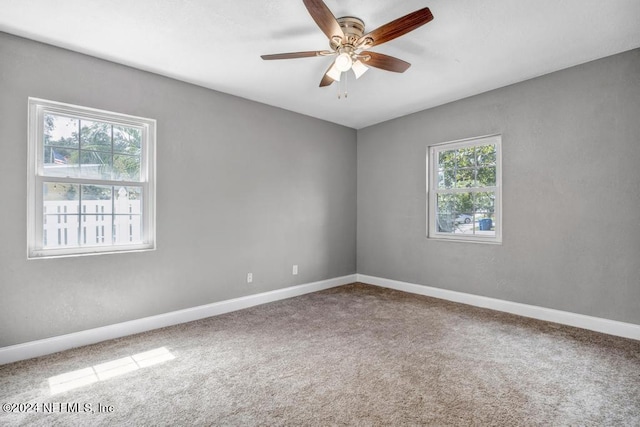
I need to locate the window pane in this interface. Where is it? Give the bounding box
[80,151,113,180]
[435,191,497,236]
[44,114,79,148]
[44,182,79,202]
[80,120,111,151]
[438,167,455,189]
[455,168,475,188]
[113,154,141,181]
[80,185,113,245]
[114,186,142,215]
[476,144,496,165]
[43,183,79,248]
[473,192,496,236]
[113,186,142,244]
[43,114,81,177]
[454,193,474,218]
[438,149,456,169]
[448,192,476,235]
[82,185,113,211]
[476,166,496,187]
[80,214,113,246]
[436,193,475,233]
[457,147,475,167]
[43,147,81,177]
[113,126,141,154]
[436,194,456,233]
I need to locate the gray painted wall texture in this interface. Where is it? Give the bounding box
[0,33,357,347]
[358,48,640,325]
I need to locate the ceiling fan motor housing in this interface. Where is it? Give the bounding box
[330,16,365,51]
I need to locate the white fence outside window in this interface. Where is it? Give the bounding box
[43,194,141,248]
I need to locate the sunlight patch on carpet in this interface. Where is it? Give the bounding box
[48,347,175,395]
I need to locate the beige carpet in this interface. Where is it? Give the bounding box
[1,283,639,426]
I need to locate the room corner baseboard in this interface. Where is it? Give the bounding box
[357,274,640,341]
[0,274,356,365]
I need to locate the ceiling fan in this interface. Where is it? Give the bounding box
[261,0,434,95]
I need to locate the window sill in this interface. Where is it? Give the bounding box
[427,234,502,245]
[28,244,156,260]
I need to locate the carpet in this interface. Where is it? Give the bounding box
[1,283,639,426]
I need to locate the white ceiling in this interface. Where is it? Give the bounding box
[1,0,639,129]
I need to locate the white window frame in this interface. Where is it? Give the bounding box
[27,98,156,259]
[427,134,502,244]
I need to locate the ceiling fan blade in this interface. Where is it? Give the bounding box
[303,0,344,42]
[319,62,336,87]
[361,52,411,73]
[261,51,329,60]
[356,7,433,48]
[320,74,335,87]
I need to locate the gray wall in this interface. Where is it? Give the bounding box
[0,32,357,347]
[358,49,640,325]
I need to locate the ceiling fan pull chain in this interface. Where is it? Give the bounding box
[345,71,348,98]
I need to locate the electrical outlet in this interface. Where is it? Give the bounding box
[247,273,253,283]
[292,265,298,275]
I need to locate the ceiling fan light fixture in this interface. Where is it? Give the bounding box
[326,62,342,81]
[352,60,368,79]
[334,52,353,72]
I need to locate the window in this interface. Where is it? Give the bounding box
[27,98,156,258]
[427,134,502,243]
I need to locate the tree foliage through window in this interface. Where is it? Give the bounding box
[436,144,496,216]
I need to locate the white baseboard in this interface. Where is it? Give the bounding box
[0,274,356,365]
[4,273,636,365]
[357,274,640,341]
